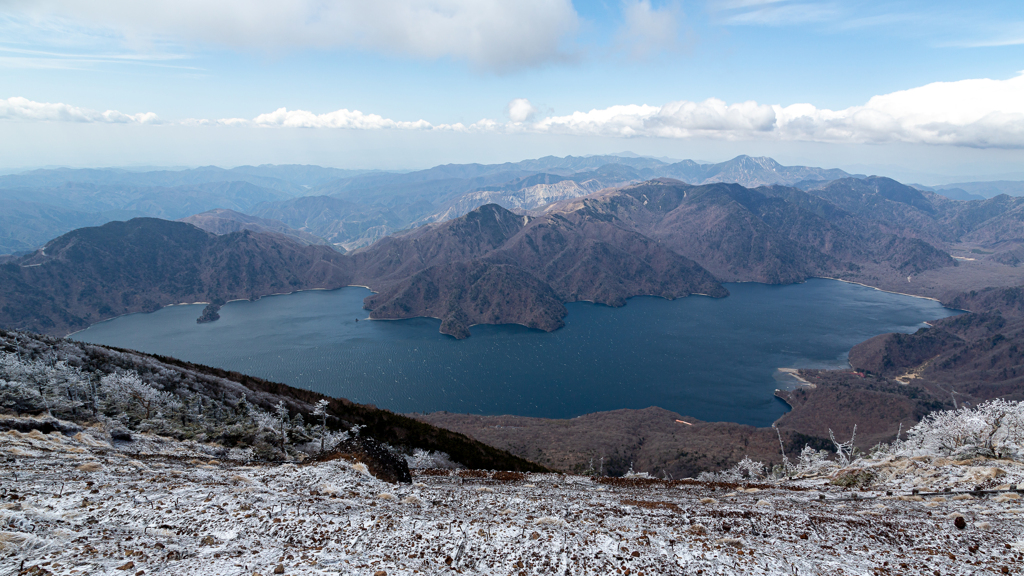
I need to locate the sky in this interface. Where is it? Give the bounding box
[1,0,1024,183]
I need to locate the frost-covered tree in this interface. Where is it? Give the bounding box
[235,393,250,417]
[313,399,330,453]
[274,401,290,451]
[899,399,1024,459]
[101,372,181,421]
[0,352,93,416]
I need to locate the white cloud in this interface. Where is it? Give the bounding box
[772,73,1024,147]
[520,72,1024,148]
[0,96,158,124]
[7,72,1024,148]
[615,1,683,59]
[530,100,775,138]
[506,99,538,123]
[6,0,580,72]
[250,108,433,130]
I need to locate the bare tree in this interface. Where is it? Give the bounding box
[829,425,857,466]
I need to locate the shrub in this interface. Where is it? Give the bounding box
[891,399,1024,460]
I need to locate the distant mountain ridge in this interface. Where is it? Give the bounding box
[179,208,330,246]
[0,154,856,254]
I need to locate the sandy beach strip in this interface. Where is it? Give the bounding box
[778,367,816,388]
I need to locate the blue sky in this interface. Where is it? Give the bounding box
[1,0,1024,182]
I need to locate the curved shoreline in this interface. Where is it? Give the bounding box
[813,276,945,304]
[66,284,380,338]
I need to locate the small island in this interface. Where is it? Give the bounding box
[196,303,222,324]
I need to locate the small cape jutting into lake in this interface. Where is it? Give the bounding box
[73,278,960,427]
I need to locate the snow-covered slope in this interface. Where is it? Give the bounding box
[3,418,1023,576]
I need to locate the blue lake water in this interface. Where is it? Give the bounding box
[72,279,960,426]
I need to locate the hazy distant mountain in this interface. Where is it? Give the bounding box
[926,187,986,202]
[414,164,651,226]
[0,154,859,254]
[180,208,329,246]
[659,155,853,187]
[932,180,1024,199]
[0,181,290,221]
[0,180,293,254]
[0,164,370,194]
[307,155,853,244]
[253,195,406,250]
[0,199,128,255]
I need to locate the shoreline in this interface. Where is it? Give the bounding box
[65,284,380,338]
[813,276,946,304]
[777,367,816,389]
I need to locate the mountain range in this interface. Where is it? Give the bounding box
[8,167,1024,340]
[0,154,854,254]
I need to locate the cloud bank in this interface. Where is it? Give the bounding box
[8,0,579,72]
[0,97,158,124]
[525,72,1024,148]
[7,72,1024,148]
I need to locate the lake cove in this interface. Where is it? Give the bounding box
[73,278,960,427]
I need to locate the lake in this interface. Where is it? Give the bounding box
[72,279,961,427]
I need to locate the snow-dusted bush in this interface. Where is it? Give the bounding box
[227,447,255,462]
[793,445,838,475]
[406,448,462,470]
[296,429,350,455]
[886,399,1024,460]
[697,456,767,482]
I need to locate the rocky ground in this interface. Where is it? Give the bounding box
[3,417,1024,575]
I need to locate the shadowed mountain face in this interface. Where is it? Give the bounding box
[0,219,351,335]
[0,205,726,339]
[351,203,726,337]
[550,179,955,284]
